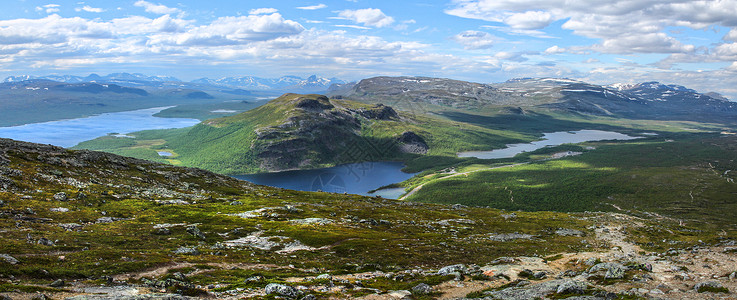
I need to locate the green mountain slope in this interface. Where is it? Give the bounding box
[2,138,734,299]
[75,93,537,174]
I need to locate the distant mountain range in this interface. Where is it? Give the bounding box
[330,76,735,121]
[3,73,345,93]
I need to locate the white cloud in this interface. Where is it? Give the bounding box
[504,11,554,30]
[444,0,737,55]
[338,8,395,28]
[152,14,305,46]
[75,5,105,13]
[36,4,61,14]
[544,45,566,55]
[249,8,278,15]
[297,4,327,10]
[451,30,495,49]
[134,0,180,15]
[334,25,371,30]
[725,29,737,42]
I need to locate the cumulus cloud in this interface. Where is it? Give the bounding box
[544,45,566,55]
[444,0,737,56]
[725,29,737,42]
[452,30,495,49]
[152,14,304,46]
[249,8,278,15]
[297,4,327,10]
[75,6,105,13]
[338,8,395,28]
[504,11,554,30]
[134,0,180,15]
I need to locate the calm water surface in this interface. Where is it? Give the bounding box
[0,107,200,148]
[458,130,639,159]
[234,161,416,199]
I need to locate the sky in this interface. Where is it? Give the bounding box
[1,0,737,98]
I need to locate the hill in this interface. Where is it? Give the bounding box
[74,93,540,174]
[1,138,735,299]
[332,76,737,122]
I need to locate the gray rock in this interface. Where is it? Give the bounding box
[96,217,126,223]
[488,233,534,242]
[300,295,316,300]
[451,204,468,209]
[555,228,585,237]
[244,275,264,283]
[53,192,67,201]
[30,295,49,300]
[501,213,517,220]
[0,200,5,207]
[412,283,433,294]
[0,294,12,300]
[533,271,547,279]
[316,274,332,280]
[438,264,466,275]
[588,262,626,279]
[485,279,568,300]
[387,290,412,299]
[59,223,82,231]
[50,207,69,212]
[556,280,587,294]
[229,201,243,205]
[265,283,301,298]
[0,254,19,264]
[584,258,599,266]
[49,279,65,287]
[37,238,55,246]
[173,247,199,255]
[186,225,206,240]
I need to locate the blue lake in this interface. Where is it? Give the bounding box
[233,161,416,199]
[458,130,640,159]
[0,107,200,148]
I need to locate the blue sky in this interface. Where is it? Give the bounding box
[1,0,737,98]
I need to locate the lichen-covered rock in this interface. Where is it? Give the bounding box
[412,283,433,294]
[265,283,301,298]
[438,264,467,275]
[0,254,19,264]
[186,225,206,240]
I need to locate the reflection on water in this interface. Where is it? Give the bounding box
[458,130,639,159]
[233,161,416,199]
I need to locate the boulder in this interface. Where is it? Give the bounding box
[412,283,433,294]
[186,225,206,240]
[265,283,301,298]
[173,247,199,255]
[53,192,67,201]
[0,254,19,264]
[438,264,466,275]
[49,279,64,287]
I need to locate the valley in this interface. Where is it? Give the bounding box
[2,75,737,299]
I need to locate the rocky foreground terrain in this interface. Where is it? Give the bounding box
[1,138,736,299]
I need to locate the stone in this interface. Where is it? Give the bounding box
[316,274,332,280]
[37,238,54,246]
[49,279,64,287]
[265,283,301,298]
[556,280,587,294]
[186,225,206,240]
[53,192,67,201]
[0,254,19,264]
[555,228,585,237]
[173,247,200,255]
[451,204,468,209]
[0,295,12,300]
[30,295,49,300]
[244,275,264,283]
[412,283,433,294]
[533,271,547,279]
[229,201,243,205]
[300,295,316,300]
[387,290,412,299]
[588,262,626,279]
[49,207,69,212]
[438,264,466,275]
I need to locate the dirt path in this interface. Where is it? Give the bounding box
[399,163,528,200]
